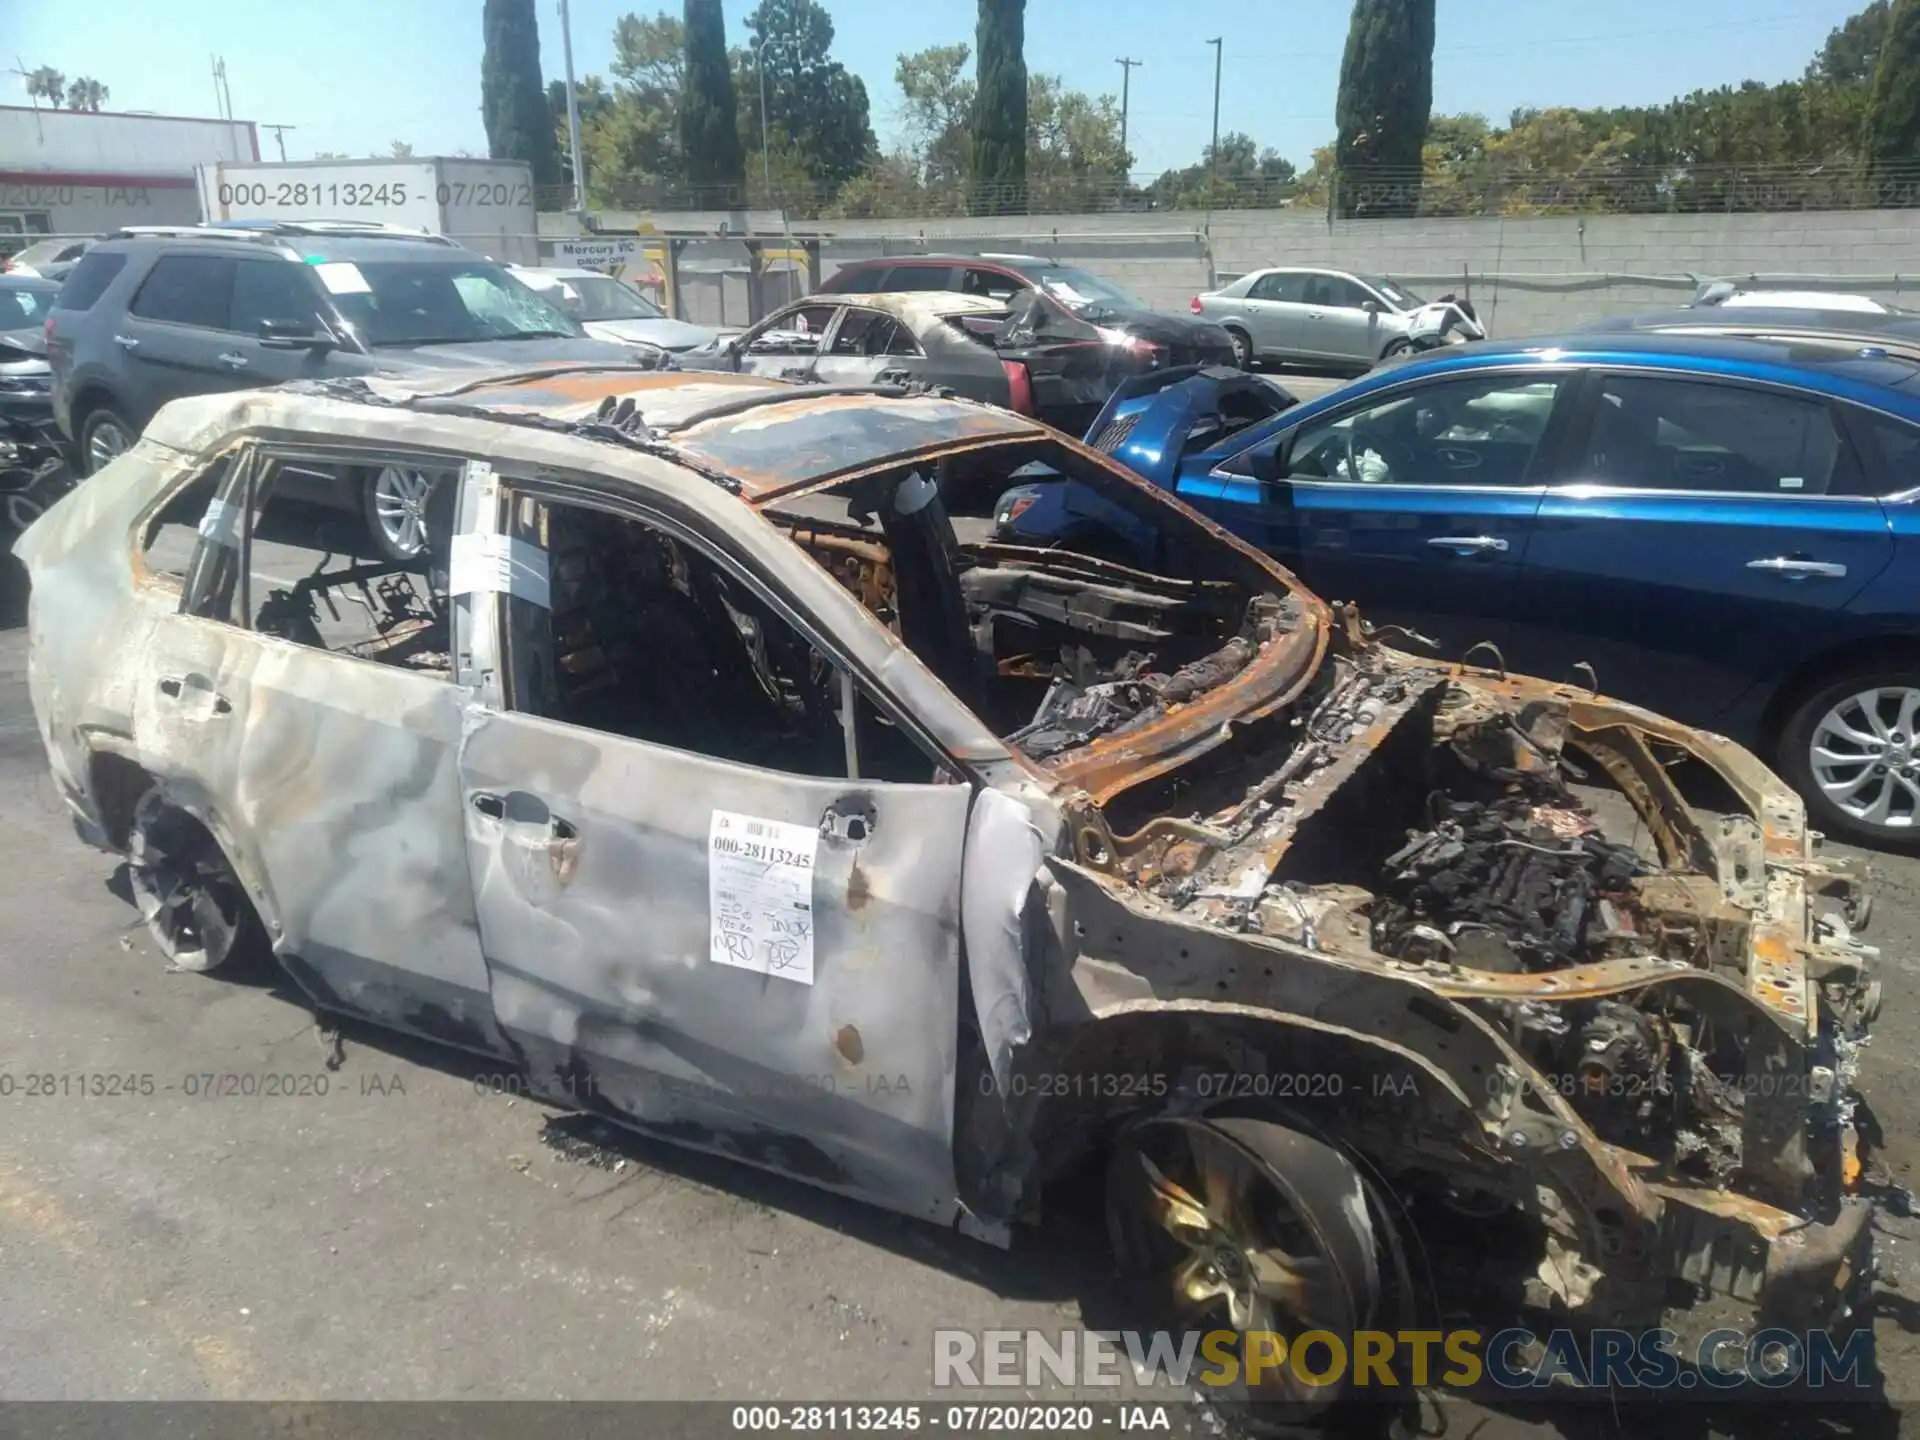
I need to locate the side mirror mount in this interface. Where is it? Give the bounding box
[1360,298,1384,315]
[258,318,335,351]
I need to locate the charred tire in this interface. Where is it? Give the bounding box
[78,406,135,476]
[125,789,263,974]
[1225,327,1254,370]
[1106,1111,1386,1425]
[1779,665,1920,850]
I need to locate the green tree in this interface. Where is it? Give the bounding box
[896,43,975,193]
[969,0,1027,213]
[24,67,65,106]
[65,77,108,112]
[680,0,745,200]
[1148,132,1297,209]
[1333,0,1436,216]
[736,0,875,198]
[1026,73,1127,210]
[1867,0,1920,176]
[390,140,415,158]
[1810,1,1892,84]
[482,0,562,188]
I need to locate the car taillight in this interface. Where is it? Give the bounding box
[1190,296,1203,314]
[1005,494,1038,524]
[1001,360,1033,415]
[43,316,54,344]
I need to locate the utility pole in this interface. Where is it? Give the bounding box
[1205,38,1222,183]
[1115,57,1141,169]
[263,123,296,161]
[557,0,587,214]
[210,55,233,122]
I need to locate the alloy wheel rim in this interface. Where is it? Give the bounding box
[87,420,128,471]
[1231,332,1249,366]
[1810,685,1920,829]
[1107,1117,1374,1408]
[372,466,435,557]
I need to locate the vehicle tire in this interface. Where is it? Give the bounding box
[1106,1111,1384,1424]
[1378,337,1414,362]
[1225,327,1254,370]
[125,788,263,974]
[1778,664,1920,850]
[78,406,135,476]
[361,465,443,563]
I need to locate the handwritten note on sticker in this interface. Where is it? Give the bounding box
[708,810,817,985]
[312,261,372,296]
[448,532,550,609]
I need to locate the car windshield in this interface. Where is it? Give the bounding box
[542,274,665,322]
[322,260,583,346]
[1364,276,1423,309]
[0,282,57,329]
[1020,265,1145,316]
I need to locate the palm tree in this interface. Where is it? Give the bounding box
[24,66,66,107]
[65,77,109,112]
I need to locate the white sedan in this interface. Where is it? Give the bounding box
[1193,266,1427,371]
[512,264,719,356]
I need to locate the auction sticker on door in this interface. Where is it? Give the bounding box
[709,810,817,984]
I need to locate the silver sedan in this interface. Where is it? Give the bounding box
[1194,267,1426,371]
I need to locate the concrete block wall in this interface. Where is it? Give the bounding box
[566,203,1920,337]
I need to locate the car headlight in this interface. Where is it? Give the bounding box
[0,439,19,465]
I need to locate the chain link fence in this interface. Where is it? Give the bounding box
[542,161,1920,221]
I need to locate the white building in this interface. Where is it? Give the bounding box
[0,105,258,251]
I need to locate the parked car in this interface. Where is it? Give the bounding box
[45,220,653,559]
[14,364,1878,1409]
[2,235,95,282]
[509,264,718,356]
[817,252,1237,378]
[1000,332,1920,848]
[1192,267,1431,371]
[677,289,1181,435]
[0,274,59,429]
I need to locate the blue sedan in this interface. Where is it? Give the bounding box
[999,333,1920,848]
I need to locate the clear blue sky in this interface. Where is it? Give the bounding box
[10,0,1867,176]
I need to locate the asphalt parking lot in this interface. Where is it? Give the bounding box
[3,425,1920,1436]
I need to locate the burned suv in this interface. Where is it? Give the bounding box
[15,365,1881,1408]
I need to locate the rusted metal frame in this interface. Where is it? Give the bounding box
[1426,956,1812,1041]
[741,433,1046,511]
[1568,721,1718,874]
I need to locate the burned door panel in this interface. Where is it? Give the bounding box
[456,706,973,1221]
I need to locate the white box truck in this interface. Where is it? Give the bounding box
[195,157,540,264]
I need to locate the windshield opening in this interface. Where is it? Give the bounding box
[1364,276,1423,309]
[323,260,582,347]
[542,274,665,322]
[1021,265,1146,316]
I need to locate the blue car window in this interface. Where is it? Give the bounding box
[1580,376,1839,495]
[1285,375,1563,487]
[1854,411,1920,496]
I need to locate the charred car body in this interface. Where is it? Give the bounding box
[15,366,1882,1405]
[679,289,1210,437]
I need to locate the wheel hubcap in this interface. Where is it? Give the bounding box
[372,467,437,558]
[87,421,128,471]
[1810,685,1920,829]
[127,796,243,973]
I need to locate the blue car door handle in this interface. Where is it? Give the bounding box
[1427,535,1509,555]
[1746,557,1847,580]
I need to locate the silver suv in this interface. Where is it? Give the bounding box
[47,221,655,559]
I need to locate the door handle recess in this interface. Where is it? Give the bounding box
[113,334,139,351]
[1427,535,1510,554]
[1747,557,1846,579]
[157,675,231,713]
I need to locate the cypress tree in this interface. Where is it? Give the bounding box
[1333,0,1435,217]
[482,0,562,189]
[969,0,1027,214]
[681,0,746,203]
[1867,0,1920,179]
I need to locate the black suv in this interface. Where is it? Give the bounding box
[48,221,651,559]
